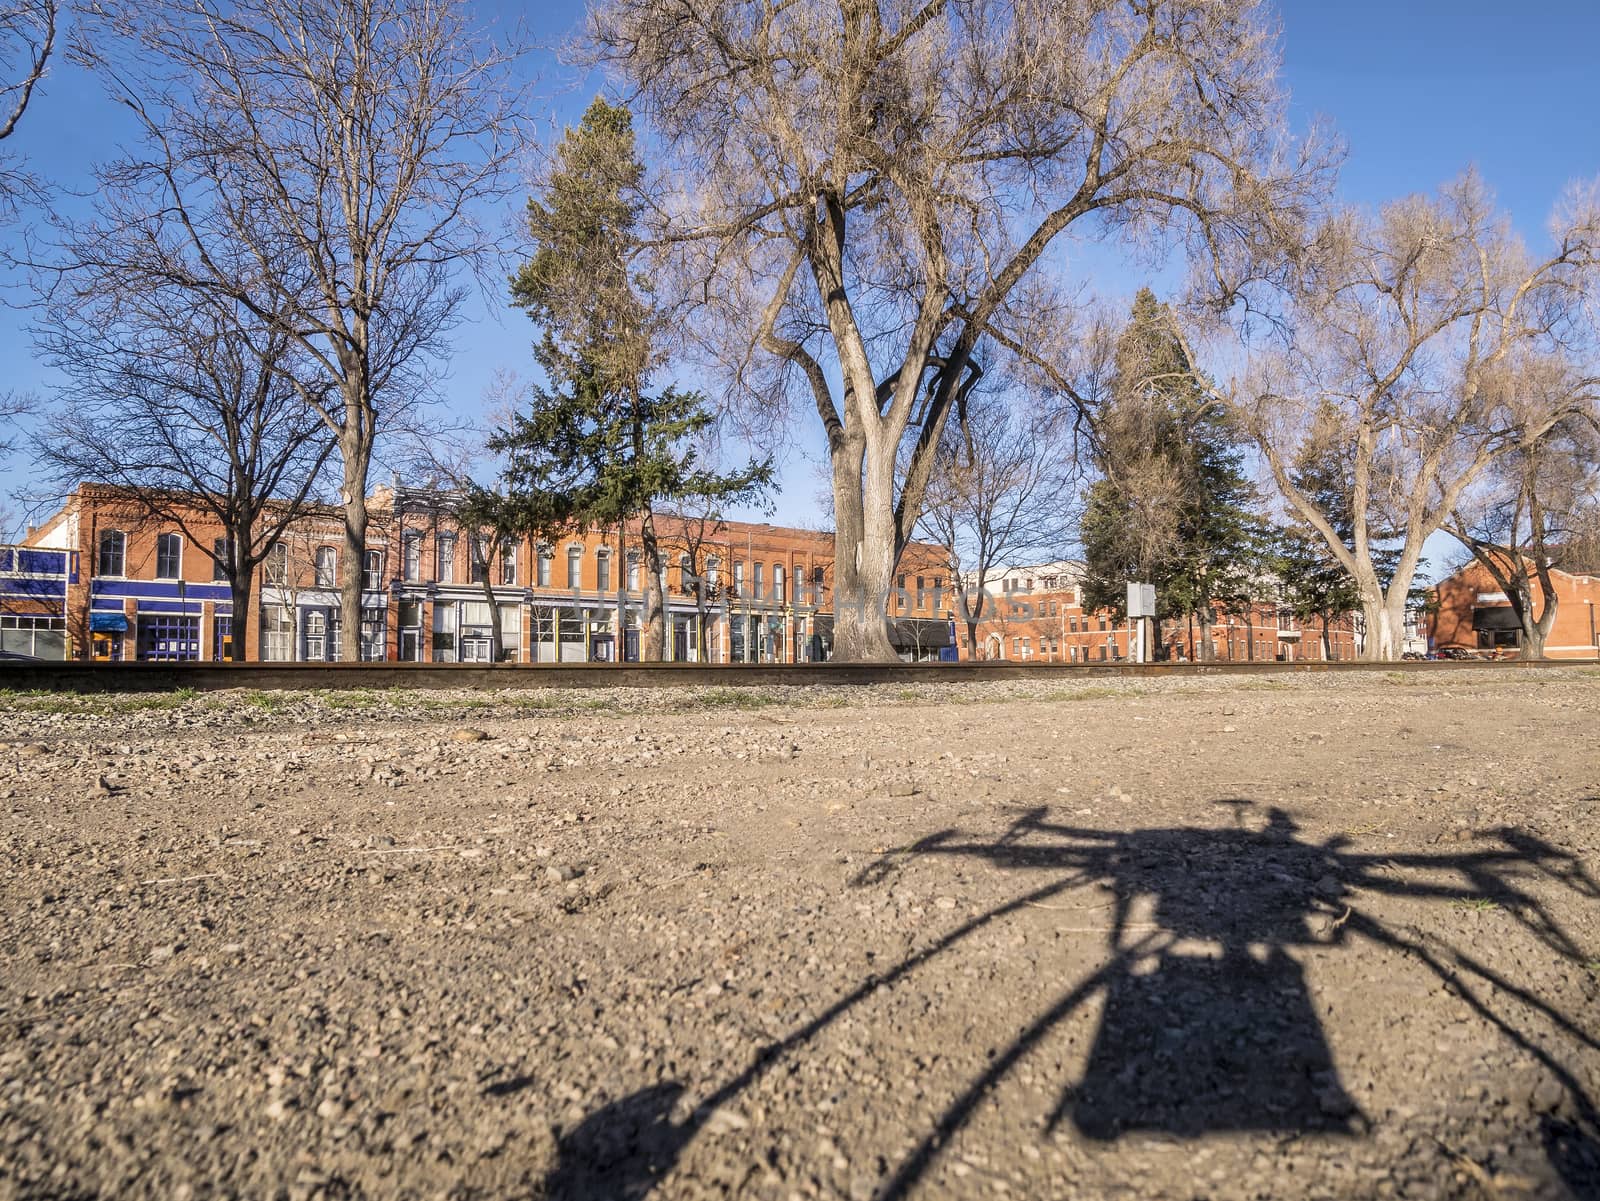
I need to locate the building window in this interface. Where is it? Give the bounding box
[932,576,942,608]
[156,533,183,580]
[753,562,764,599]
[916,576,926,609]
[314,545,337,587]
[212,536,230,581]
[566,545,582,590]
[403,532,422,582]
[500,538,517,586]
[733,560,745,596]
[772,563,784,602]
[363,550,383,591]
[470,536,489,585]
[896,573,906,610]
[707,555,720,588]
[596,548,612,592]
[538,544,553,588]
[1098,614,1107,631]
[97,529,126,577]
[626,551,640,592]
[679,554,693,592]
[265,542,288,584]
[436,533,456,584]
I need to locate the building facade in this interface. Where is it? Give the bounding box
[8,484,953,664]
[1430,560,1600,660]
[958,561,1362,663]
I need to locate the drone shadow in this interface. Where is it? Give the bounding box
[544,801,1600,1200]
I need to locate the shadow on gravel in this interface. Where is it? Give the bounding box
[544,801,1600,1201]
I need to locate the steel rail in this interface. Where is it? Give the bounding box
[0,657,1593,693]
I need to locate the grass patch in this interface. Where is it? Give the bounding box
[1452,898,1502,913]
[1037,686,1122,703]
[319,688,387,710]
[690,687,781,711]
[1238,680,1293,692]
[0,689,193,715]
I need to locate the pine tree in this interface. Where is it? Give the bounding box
[1080,289,1268,659]
[492,98,770,660]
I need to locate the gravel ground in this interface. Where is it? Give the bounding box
[1,668,1598,1201]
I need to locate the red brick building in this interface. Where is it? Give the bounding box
[1430,560,1600,660]
[959,561,1361,663]
[10,484,951,663]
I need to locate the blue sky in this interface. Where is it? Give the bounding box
[3,0,1598,555]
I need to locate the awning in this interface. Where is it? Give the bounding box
[805,615,953,651]
[90,612,128,632]
[889,617,952,650]
[1472,606,1521,632]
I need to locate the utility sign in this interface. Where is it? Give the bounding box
[1127,582,1156,618]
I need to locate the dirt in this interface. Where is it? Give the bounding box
[1,668,1598,1201]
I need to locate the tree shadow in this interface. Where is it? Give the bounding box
[542,801,1600,1200]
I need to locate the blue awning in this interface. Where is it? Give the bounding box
[90,612,128,632]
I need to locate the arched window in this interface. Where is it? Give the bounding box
[314,545,337,587]
[773,564,784,602]
[500,538,518,586]
[265,542,288,584]
[156,533,183,580]
[97,529,126,578]
[626,551,640,592]
[363,550,383,591]
[537,544,553,588]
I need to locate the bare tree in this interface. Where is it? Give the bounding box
[33,280,336,659]
[62,0,520,659]
[916,390,1076,657]
[0,0,54,212]
[591,0,1330,660]
[1237,172,1600,660]
[1441,353,1600,659]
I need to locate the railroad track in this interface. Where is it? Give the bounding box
[0,656,1592,693]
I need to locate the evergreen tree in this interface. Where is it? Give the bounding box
[1080,289,1268,659]
[493,98,770,660]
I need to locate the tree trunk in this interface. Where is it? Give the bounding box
[337,426,370,663]
[1197,610,1215,663]
[830,446,898,662]
[614,526,626,664]
[478,564,502,663]
[1321,615,1332,662]
[228,574,252,664]
[639,510,666,661]
[1361,595,1407,662]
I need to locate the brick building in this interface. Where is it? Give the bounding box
[7,484,952,663]
[959,560,1361,662]
[1430,560,1600,660]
